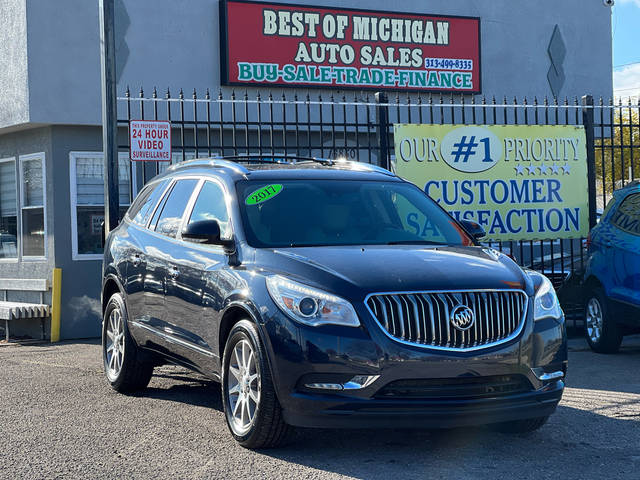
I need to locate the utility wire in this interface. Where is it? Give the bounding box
[614,61,640,69]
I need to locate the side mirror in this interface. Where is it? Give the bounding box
[182,220,234,248]
[459,219,486,240]
[101,221,106,248]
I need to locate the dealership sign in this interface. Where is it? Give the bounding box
[394,124,589,242]
[129,120,172,161]
[221,1,481,92]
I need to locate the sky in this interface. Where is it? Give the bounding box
[613,0,640,98]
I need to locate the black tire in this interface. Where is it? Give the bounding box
[221,319,291,449]
[584,287,623,354]
[102,292,154,393]
[488,416,549,434]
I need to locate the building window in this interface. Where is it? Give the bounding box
[70,152,133,259]
[0,157,18,259]
[19,153,46,258]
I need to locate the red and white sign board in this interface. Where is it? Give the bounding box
[129,120,172,161]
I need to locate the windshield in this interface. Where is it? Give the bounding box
[236,179,473,248]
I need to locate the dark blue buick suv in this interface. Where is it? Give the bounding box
[101,156,567,448]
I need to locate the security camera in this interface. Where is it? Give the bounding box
[603,0,614,6]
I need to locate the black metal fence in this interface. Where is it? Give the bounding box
[117,88,640,319]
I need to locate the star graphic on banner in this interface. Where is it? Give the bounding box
[515,164,525,175]
[562,163,571,175]
[539,164,549,175]
[551,163,561,175]
[527,165,538,175]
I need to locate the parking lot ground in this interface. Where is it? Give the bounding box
[1,334,640,480]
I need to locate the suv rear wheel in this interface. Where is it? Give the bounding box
[102,292,154,392]
[585,288,623,354]
[222,319,290,449]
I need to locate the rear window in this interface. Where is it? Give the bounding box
[128,179,168,227]
[610,192,640,236]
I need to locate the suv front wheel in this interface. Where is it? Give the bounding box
[222,319,290,449]
[584,288,623,354]
[102,292,154,392]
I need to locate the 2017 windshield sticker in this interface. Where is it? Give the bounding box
[246,184,283,205]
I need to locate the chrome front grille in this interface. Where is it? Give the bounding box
[365,290,528,351]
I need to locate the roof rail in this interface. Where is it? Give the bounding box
[166,155,396,177]
[332,159,396,176]
[219,154,334,166]
[167,158,249,174]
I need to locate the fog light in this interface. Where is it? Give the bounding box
[343,375,380,390]
[532,368,564,382]
[304,375,380,391]
[304,383,343,391]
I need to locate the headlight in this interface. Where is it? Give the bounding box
[266,275,360,327]
[528,271,564,321]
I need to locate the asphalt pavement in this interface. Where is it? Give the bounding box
[1,334,639,480]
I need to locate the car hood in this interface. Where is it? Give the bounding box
[257,245,533,299]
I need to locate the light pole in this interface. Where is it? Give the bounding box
[99,0,120,235]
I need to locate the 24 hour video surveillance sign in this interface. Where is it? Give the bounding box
[220,1,481,92]
[394,124,589,242]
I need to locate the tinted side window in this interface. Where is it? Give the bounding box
[187,181,230,237]
[129,180,168,226]
[152,179,199,238]
[610,193,640,236]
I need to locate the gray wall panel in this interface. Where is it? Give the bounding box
[0,0,29,129]
[16,0,613,128]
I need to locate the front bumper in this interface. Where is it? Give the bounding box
[259,293,567,429]
[283,380,564,429]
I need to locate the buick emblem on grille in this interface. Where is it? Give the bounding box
[450,305,475,331]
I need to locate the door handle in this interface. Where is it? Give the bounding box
[169,267,180,279]
[131,254,142,267]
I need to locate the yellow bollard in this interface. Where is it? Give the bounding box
[50,268,62,342]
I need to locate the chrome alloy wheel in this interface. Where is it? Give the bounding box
[226,339,261,436]
[105,308,125,381]
[586,297,604,343]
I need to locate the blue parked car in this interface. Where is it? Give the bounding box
[583,181,640,353]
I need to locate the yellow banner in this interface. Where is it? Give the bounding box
[394,124,589,241]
